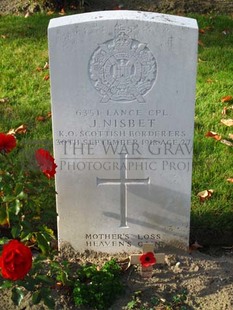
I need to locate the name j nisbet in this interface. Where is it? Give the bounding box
[89,119,159,128]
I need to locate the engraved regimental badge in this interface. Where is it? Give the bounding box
[89,25,157,103]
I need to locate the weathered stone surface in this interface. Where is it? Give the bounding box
[49,10,198,253]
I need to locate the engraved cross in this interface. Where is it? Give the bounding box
[97,155,150,228]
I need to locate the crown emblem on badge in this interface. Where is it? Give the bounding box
[89,25,157,103]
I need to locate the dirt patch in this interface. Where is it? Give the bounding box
[1,244,233,309]
[56,244,233,309]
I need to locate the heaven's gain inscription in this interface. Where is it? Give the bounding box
[89,26,157,103]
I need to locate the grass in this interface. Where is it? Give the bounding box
[0,15,51,139]
[190,14,233,243]
[0,13,233,245]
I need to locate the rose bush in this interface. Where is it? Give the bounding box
[0,240,32,281]
[0,133,62,307]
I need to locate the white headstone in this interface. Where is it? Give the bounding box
[48,11,198,253]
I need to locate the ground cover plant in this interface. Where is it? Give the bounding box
[73,259,123,309]
[0,9,233,310]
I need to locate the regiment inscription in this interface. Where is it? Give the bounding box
[89,25,157,103]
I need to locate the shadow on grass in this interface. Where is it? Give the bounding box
[190,210,233,245]
[1,14,233,45]
[0,14,57,40]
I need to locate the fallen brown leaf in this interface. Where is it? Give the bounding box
[222,29,230,35]
[206,78,214,83]
[222,107,227,115]
[221,119,233,127]
[24,11,31,18]
[229,133,233,140]
[222,105,233,115]
[197,189,214,202]
[7,124,27,135]
[205,131,221,141]
[36,116,46,122]
[198,40,204,47]
[7,129,15,135]
[59,8,66,15]
[220,139,233,147]
[199,29,205,34]
[0,98,9,104]
[221,95,232,103]
[43,62,49,70]
[15,124,27,134]
[47,10,54,15]
[227,178,233,183]
[55,282,63,289]
[189,241,203,253]
[36,67,43,72]
[47,112,52,118]
[36,113,51,122]
[43,75,50,81]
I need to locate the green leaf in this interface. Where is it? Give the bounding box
[36,275,54,285]
[12,199,22,215]
[17,276,36,291]
[40,288,55,309]
[36,232,50,255]
[0,237,10,245]
[14,184,24,196]
[41,225,55,238]
[32,291,42,304]
[0,204,9,226]
[0,280,13,289]
[20,231,32,242]
[50,260,60,269]
[57,270,72,286]
[12,287,24,306]
[11,224,22,238]
[2,195,15,203]
[17,191,27,200]
[33,253,47,263]
[42,295,55,309]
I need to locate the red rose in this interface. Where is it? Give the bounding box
[35,148,57,178]
[139,252,156,268]
[0,133,16,153]
[0,240,32,281]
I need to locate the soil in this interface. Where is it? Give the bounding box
[1,245,233,309]
[1,1,233,309]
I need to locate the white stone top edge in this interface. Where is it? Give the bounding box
[48,10,198,30]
